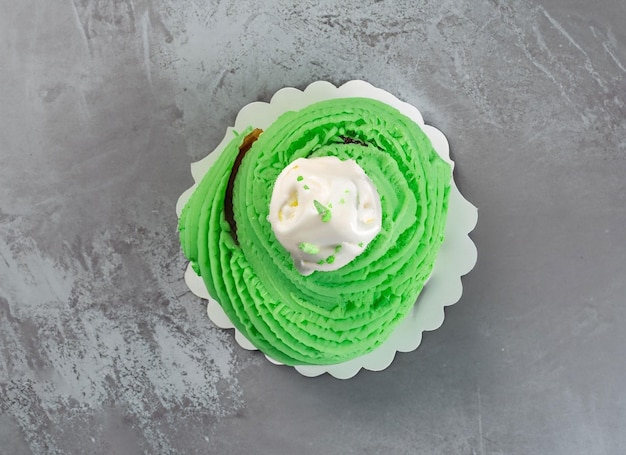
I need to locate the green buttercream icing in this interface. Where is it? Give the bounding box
[178,98,451,366]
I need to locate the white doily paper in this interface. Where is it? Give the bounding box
[176,80,478,379]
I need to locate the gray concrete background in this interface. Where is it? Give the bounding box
[1,0,625,453]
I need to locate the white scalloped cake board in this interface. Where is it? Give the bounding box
[177,80,478,379]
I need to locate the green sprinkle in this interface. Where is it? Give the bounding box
[313,201,324,213]
[339,198,345,205]
[313,200,332,223]
[318,259,325,265]
[328,203,333,209]
[298,242,320,255]
[297,175,304,181]
[326,255,335,264]
[303,184,310,190]
[334,245,342,253]
[345,189,350,194]
[358,242,364,248]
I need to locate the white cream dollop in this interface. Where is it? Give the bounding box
[268,156,382,276]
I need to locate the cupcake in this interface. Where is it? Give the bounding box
[178,94,452,366]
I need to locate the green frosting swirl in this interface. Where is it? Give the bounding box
[179,98,451,365]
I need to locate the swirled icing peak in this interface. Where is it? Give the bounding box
[268,157,382,275]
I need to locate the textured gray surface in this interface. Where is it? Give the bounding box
[1,0,625,453]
